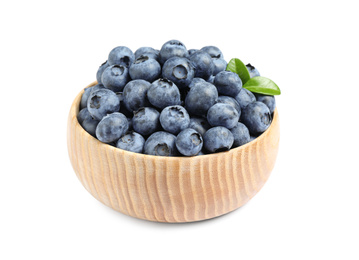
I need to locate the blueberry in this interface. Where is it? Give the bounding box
[129,55,161,82]
[101,65,129,92]
[81,116,100,137]
[230,122,250,148]
[80,86,93,110]
[96,112,129,143]
[144,131,178,156]
[96,61,110,84]
[203,126,234,153]
[200,46,226,76]
[78,107,100,137]
[116,131,145,153]
[246,63,260,78]
[254,94,276,114]
[162,57,195,89]
[160,105,190,134]
[200,46,223,59]
[87,89,120,121]
[188,117,211,136]
[217,96,241,114]
[176,128,203,156]
[134,47,159,61]
[77,108,91,125]
[188,77,206,88]
[214,71,242,97]
[122,79,151,112]
[235,88,256,110]
[188,49,198,55]
[240,101,272,136]
[108,46,135,67]
[159,39,188,64]
[207,103,239,129]
[212,58,227,75]
[250,136,257,142]
[80,84,106,110]
[185,81,218,117]
[132,107,160,136]
[147,78,181,109]
[189,50,214,80]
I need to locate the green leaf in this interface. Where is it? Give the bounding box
[226,58,251,84]
[243,76,281,95]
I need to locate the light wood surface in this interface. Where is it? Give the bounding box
[67,82,280,222]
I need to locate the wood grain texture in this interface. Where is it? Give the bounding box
[67,82,280,222]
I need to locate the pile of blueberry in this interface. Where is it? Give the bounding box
[77,40,276,156]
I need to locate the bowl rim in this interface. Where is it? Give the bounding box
[70,81,278,162]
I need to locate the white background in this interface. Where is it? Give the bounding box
[1,0,358,259]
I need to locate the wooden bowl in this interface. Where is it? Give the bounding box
[67,82,280,223]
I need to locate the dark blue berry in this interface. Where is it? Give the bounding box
[203,126,234,153]
[108,46,134,67]
[116,131,145,153]
[240,101,271,136]
[123,79,151,112]
[96,61,110,84]
[159,40,188,64]
[87,89,120,121]
[246,63,260,78]
[188,78,206,88]
[132,107,160,136]
[147,78,181,109]
[230,122,250,148]
[82,117,100,137]
[129,55,161,82]
[185,81,218,117]
[200,46,223,59]
[80,84,106,110]
[162,57,195,89]
[212,58,227,75]
[144,131,178,156]
[254,94,276,114]
[216,95,241,114]
[176,128,203,156]
[77,108,91,125]
[101,65,129,92]
[160,105,190,134]
[135,47,159,61]
[189,50,214,80]
[214,71,242,97]
[188,117,211,136]
[96,112,129,143]
[235,88,256,110]
[207,103,239,129]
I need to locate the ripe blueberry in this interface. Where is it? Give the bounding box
[144,131,178,156]
[240,101,272,136]
[176,128,203,156]
[108,46,134,67]
[101,65,129,92]
[87,88,120,121]
[160,105,190,135]
[162,57,195,89]
[203,126,234,153]
[96,112,129,143]
[147,78,181,109]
